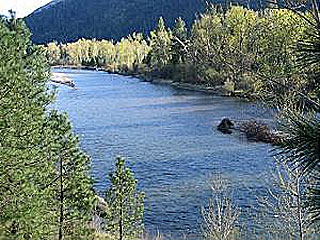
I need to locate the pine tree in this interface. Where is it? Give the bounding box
[48,111,96,240]
[171,17,188,64]
[272,1,320,227]
[0,13,57,239]
[0,13,96,239]
[149,17,172,69]
[104,156,144,240]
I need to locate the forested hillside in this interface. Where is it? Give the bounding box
[25,0,266,44]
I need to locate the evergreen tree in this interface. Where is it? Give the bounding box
[258,1,320,230]
[149,17,172,69]
[104,156,144,240]
[48,111,96,240]
[0,13,56,239]
[171,17,188,64]
[0,13,96,239]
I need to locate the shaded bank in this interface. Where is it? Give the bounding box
[51,65,244,96]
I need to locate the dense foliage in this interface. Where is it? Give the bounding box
[0,14,96,239]
[188,7,306,94]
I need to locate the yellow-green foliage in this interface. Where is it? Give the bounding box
[189,6,306,94]
[95,233,117,240]
[46,33,150,73]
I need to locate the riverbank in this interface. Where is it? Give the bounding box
[51,65,247,97]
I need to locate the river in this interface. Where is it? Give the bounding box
[51,69,274,239]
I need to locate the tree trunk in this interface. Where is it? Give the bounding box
[59,156,64,240]
[296,175,304,240]
[119,194,123,240]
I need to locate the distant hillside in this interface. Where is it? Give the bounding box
[25,0,265,44]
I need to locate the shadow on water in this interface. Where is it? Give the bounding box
[51,69,275,239]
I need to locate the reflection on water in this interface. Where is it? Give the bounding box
[52,69,274,239]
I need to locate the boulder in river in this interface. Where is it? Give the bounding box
[217,118,234,134]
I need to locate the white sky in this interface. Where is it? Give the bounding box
[0,0,52,18]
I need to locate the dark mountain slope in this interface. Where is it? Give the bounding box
[25,0,264,44]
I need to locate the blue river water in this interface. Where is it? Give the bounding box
[51,69,274,239]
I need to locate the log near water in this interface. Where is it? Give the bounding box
[51,72,75,88]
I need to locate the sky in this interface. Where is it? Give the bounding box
[0,0,52,18]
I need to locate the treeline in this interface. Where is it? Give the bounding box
[46,5,308,98]
[46,33,150,73]
[187,6,306,98]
